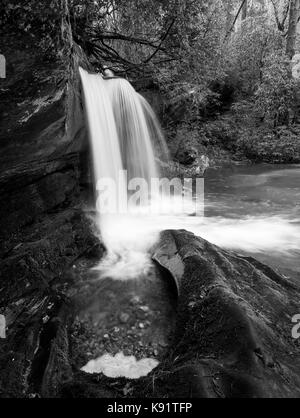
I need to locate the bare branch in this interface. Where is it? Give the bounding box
[143,19,175,63]
[271,0,290,31]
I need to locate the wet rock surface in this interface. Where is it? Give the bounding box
[0,1,98,397]
[0,2,91,172]
[0,154,81,242]
[0,208,101,398]
[1,214,300,398]
[149,230,300,398]
[69,264,176,371]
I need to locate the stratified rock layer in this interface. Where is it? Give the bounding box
[0,1,98,398]
[0,1,91,171]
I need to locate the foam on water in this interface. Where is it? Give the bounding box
[90,210,300,279]
[81,352,159,379]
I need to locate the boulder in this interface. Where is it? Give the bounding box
[149,230,300,398]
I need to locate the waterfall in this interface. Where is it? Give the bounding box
[79,68,126,210]
[80,67,300,280]
[105,78,158,183]
[79,68,168,279]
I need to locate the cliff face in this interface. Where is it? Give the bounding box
[0,1,100,397]
[0,0,90,170]
[0,0,93,242]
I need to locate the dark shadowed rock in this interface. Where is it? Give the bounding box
[0,153,80,242]
[150,230,300,398]
[1,227,299,398]
[0,208,102,398]
[0,1,91,172]
[0,1,102,398]
[0,0,95,245]
[176,146,198,165]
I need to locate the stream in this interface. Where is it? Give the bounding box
[202,163,300,281]
[70,163,300,381]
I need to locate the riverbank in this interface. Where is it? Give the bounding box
[165,118,300,172]
[142,87,300,169]
[203,163,300,283]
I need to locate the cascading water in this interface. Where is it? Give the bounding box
[79,68,169,278]
[80,67,300,281]
[79,68,126,207]
[105,78,158,183]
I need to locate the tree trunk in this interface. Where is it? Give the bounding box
[286,0,300,59]
[224,0,248,37]
[242,0,248,20]
[222,0,235,33]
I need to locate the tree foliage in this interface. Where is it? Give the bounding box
[2,0,300,160]
[68,1,300,125]
[0,0,67,57]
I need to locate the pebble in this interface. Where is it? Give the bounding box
[138,323,145,329]
[103,334,109,339]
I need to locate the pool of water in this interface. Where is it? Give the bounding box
[91,163,300,283]
[202,163,300,280]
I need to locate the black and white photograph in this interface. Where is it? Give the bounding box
[0,0,300,402]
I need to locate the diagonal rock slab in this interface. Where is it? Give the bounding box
[150,229,300,398]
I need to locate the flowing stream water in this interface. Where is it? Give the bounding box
[203,163,300,279]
